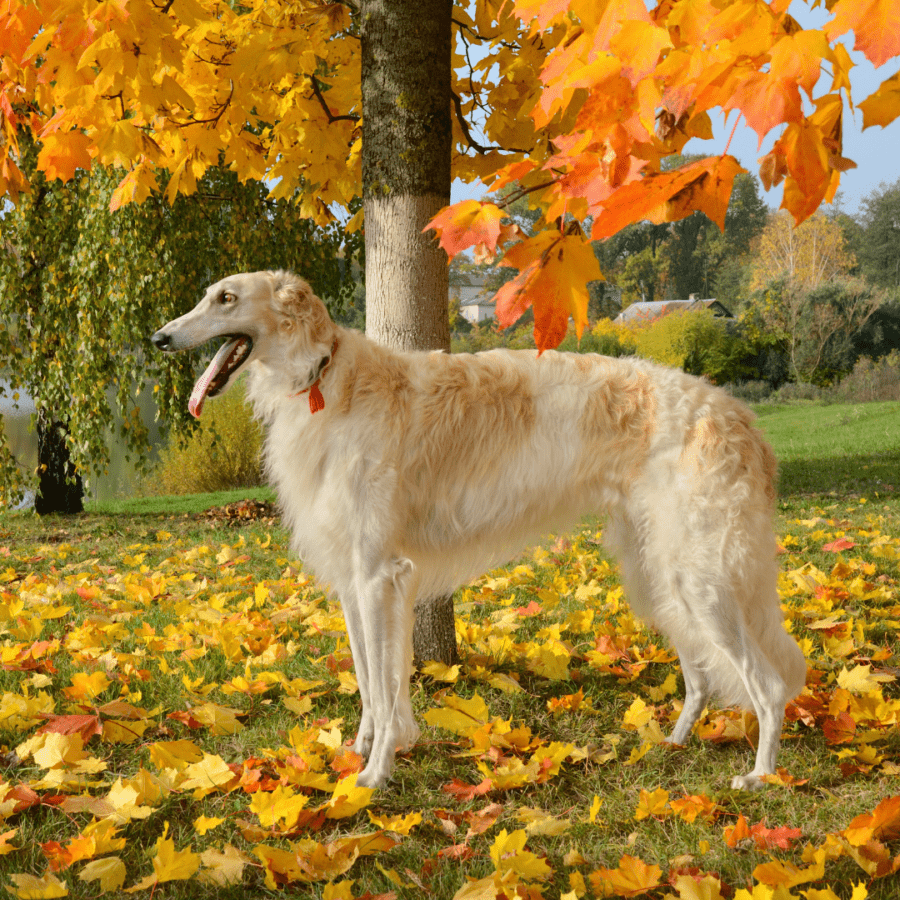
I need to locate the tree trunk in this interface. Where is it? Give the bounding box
[35,410,84,515]
[361,0,458,666]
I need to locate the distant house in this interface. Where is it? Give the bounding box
[614,295,733,324]
[453,273,496,324]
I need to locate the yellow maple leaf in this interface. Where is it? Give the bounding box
[63,671,110,701]
[180,753,237,796]
[77,857,126,892]
[148,739,204,771]
[671,873,728,900]
[590,854,663,898]
[326,773,374,819]
[837,664,894,694]
[250,785,309,829]
[366,811,423,835]
[752,845,827,887]
[198,846,249,887]
[193,815,224,836]
[149,823,199,883]
[30,733,87,769]
[420,660,461,682]
[622,698,654,730]
[6,871,69,899]
[489,829,552,882]
[423,692,490,737]
[634,787,670,820]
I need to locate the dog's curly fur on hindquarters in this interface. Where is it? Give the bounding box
[152,269,807,790]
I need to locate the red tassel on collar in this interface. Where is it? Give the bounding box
[292,339,337,414]
[308,381,325,414]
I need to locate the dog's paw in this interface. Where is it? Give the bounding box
[396,722,421,754]
[730,773,767,791]
[351,721,375,759]
[357,761,390,789]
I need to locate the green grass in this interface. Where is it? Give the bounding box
[752,399,900,496]
[87,486,276,516]
[1,399,899,898]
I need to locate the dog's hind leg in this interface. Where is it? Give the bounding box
[354,556,421,788]
[674,577,791,791]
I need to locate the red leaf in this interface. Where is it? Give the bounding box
[822,537,856,552]
[167,710,202,729]
[441,778,493,801]
[35,713,102,742]
[514,601,543,617]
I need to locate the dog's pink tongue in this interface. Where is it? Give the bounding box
[188,338,243,419]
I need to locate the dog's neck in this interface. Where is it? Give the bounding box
[293,337,339,414]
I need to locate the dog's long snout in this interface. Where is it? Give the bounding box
[151,330,172,351]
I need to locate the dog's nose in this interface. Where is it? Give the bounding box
[151,330,171,350]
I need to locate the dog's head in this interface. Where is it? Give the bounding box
[152,270,337,417]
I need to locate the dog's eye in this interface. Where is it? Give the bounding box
[220,291,237,305]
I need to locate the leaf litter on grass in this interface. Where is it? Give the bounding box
[0,504,899,898]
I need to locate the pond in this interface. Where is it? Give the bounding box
[1,382,163,508]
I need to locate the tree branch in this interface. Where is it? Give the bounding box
[451,89,531,155]
[308,75,360,124]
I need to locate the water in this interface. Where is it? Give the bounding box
[1,382,162,508]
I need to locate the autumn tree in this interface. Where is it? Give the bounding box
[751,210,856,293]
[4,0,898,349]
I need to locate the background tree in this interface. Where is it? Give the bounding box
[856,179,900,291]
[751,210,856,293]
[0,156,350,510]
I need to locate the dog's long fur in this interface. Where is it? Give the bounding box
[153,270,806,789]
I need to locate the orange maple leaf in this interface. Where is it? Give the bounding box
[494,230,602,351]
[426,200,517,261]
[826,0,900,67]
[844,796,900,846]
[441,777,493,801]
[726,817,803,851]
[35,713,102,742]
[591,156,745,242]
[859,71,900,129]
[590,854,663,898]
[36,130,92,182]
[723,73,803,147]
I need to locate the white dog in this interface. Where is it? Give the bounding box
[152,270,806,790]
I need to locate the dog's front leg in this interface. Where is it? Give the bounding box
[339,590,375,759]
[354,556,420,788]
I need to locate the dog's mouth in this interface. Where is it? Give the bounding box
[188,335,253,418]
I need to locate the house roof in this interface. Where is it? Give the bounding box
[614,298,732,323]
[460,296,496,307]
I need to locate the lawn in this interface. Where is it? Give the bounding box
[0,400,898,899]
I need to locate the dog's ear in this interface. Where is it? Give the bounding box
[270,271,334,345]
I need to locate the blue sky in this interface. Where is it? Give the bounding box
[452,5,898,217]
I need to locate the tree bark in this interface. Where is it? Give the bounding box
[35,411,84,515]
[361,0,458,666]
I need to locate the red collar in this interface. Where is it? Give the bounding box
[293,338,338,414]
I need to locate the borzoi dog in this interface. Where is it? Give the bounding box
[152,270,806,790]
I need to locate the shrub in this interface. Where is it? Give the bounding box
[771,381,825,403]
[150,380,264,494]
[830,351,900,403]
[726,380,774,403]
